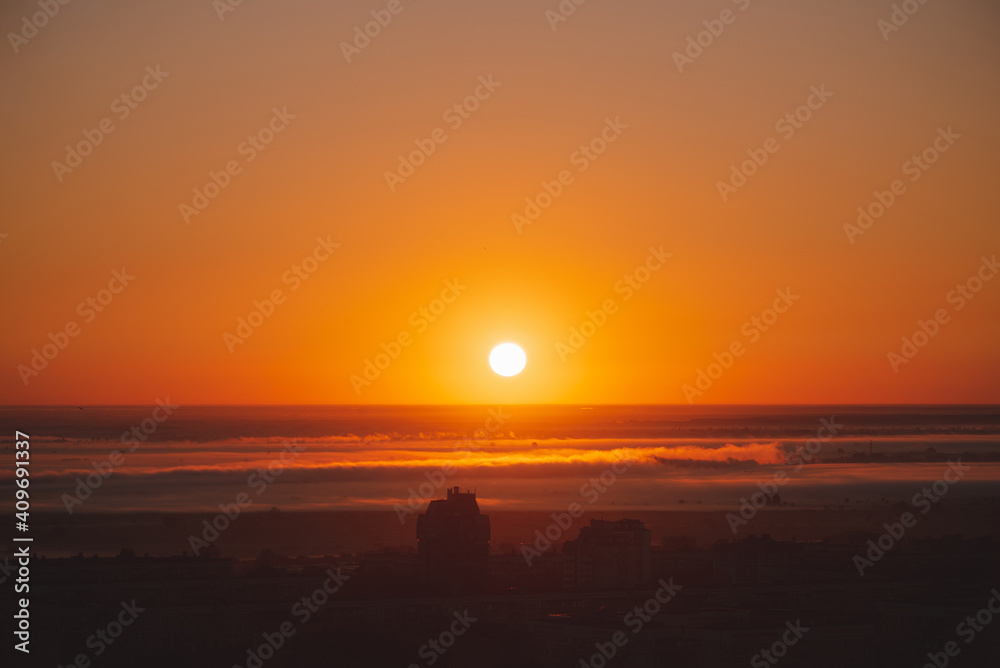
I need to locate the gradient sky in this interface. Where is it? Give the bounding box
[1,0,998,405]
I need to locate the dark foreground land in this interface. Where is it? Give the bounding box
[6,505,1000,667]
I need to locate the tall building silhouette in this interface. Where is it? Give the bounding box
[563,518,651,589]
[416,486,490,588]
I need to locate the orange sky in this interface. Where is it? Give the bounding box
[1,0,999,405]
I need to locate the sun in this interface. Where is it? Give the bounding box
[489,342,526,377]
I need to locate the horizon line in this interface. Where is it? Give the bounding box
[3,403,999,408]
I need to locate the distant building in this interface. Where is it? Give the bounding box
[562,518,651,589]
[417,487,490,587]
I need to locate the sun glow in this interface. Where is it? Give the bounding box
[489,343,526,377]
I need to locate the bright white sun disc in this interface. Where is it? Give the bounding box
[489,343,526,377]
